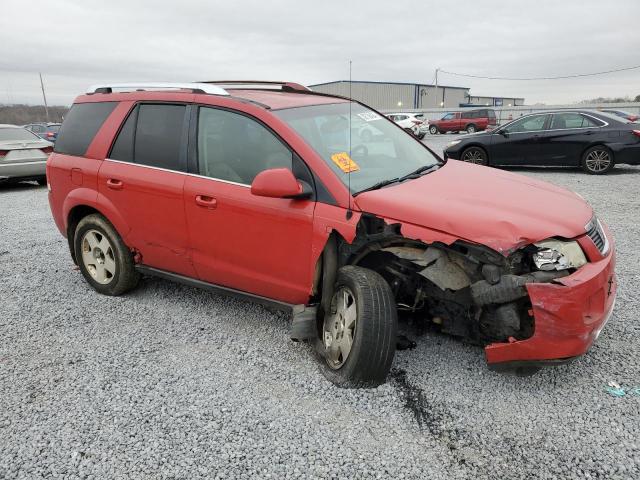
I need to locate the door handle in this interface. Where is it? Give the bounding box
[195,194,217,209]
[584,130,594,135]
[106,178,123,190]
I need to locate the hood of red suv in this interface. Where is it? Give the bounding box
[354,160,592,254]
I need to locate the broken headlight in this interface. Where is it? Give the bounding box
[532,239,587,271]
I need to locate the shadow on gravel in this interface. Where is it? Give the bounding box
[0,181,45,192]
[505,166,640,176]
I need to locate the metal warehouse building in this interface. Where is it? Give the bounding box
[309,80,524,111]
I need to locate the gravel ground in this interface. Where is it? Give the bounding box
[1,143,639,478]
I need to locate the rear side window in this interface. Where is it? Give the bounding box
[54,102,117,156]
[110,103,187,171]
[488,110,496,119]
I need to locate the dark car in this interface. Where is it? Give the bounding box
[444,110,640,174]
[429,109,497,134]
[601,109,638,122]
[23,123,62,143]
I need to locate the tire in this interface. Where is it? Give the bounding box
[429,125,438,135]
[316,266,398,388]
[36,177,47,186]
[74,213,139,296]
[581,145,615,174]
[461,146,488,165]
[465,124,477,134]
[418,132,426,140]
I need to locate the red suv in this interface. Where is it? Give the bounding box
[47,81,616,386]
[429,108,497,134]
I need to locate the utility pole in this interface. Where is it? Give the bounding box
[434,67,439,107]
[39,72,49,122]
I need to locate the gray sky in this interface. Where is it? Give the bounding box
[1,0,639,106]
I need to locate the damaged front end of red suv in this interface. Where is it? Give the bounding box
[306,161,617,373]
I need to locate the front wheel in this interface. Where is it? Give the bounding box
[461,146,488,165]
[466,124,476,134]
[429,125,438,135]
[581,146,614,174]
[317,266,397,388]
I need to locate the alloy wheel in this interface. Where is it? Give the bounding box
[81,229,116,285]
[323,287,357,369]
[462,148,487,165]
[585,149,611,173]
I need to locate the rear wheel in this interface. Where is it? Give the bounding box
[74,214,139,296]
[429,125,438,135]
[461,146,488,165]
[317,266,397,388]
[581,146,614,174]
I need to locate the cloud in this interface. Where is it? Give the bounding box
[1,0,639,105]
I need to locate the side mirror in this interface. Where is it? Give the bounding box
[251,168,312,199]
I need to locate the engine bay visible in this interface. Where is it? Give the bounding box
[341,214,575,346]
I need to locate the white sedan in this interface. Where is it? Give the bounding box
[0,125,53,185]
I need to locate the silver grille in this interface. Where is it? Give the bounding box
[585,217,609,254]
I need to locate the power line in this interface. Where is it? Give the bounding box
[438,64,640,81]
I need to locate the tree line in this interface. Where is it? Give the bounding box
[0,104,69,125]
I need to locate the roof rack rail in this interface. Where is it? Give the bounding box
[86,82,229,95]
[200,80,310,92]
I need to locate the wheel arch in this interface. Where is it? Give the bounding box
[580,143,614,166]
[65,195,131,264]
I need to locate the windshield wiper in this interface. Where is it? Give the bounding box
[396,164,440,182]
[355,177,401,195]
[355,164,441,195]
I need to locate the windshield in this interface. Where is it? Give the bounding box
[274,102,440,194]
[0,128,41,141]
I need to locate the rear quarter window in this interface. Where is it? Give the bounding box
[54,102,117,156]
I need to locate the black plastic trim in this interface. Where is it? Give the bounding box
[135,265,294,311]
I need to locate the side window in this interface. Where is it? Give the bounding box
[503,115,549,133]
[197,107,293,185]
[110,104,186,170]
[135,104,186,170]
[442,113,455,120]
[55,102,118,156]
[550,112,595,130]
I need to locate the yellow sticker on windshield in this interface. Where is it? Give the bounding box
[331,152,360,173]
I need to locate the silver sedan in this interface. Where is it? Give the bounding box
[0,124,53,185]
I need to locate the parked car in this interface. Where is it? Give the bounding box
[600,109,639,122]
[429,109,497,134]
[386,113,426,139]
[0,124,52,185]
[24,122,62,143]
[47,82,616,386]
[444,110,640,174]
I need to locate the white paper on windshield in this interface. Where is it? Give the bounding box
[357,112,382,122]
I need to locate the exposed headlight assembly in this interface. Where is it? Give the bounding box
[532,239,587,271]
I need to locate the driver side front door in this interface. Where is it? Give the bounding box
[183,106,316,305]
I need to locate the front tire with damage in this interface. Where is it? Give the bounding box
[317,266,398,388]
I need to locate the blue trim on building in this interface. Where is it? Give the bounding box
[309,80,470,90]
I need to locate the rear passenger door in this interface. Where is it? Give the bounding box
[183,106,316,304]
[536,113,603,166]
[99,103,197,277]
